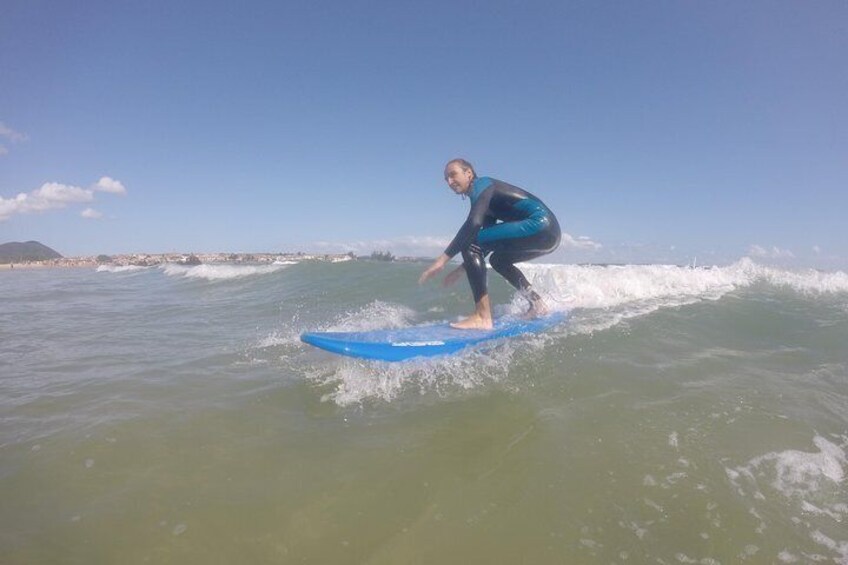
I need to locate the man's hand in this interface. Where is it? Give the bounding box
[442,265,465,287]
[419,254,450,284]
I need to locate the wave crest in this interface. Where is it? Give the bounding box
[161,263,287,281]
[523,259,847,312]
[96,265,150,273]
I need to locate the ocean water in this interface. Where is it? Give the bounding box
[1,259,847,564]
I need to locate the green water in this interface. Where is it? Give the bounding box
[2,263,847,563]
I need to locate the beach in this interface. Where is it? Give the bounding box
[0,262,57,270]
[2,259,847,563]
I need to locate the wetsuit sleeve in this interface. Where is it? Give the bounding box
[444,187,496,258]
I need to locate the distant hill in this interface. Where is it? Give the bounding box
[0,241,63,263]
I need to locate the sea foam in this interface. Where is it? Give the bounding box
[298,300,546,406]
[523,258,848,312]
[309,340,525,407]
[295,259,847,405]
[726,435,848,563]
[161,263,287,281]
[727,435,846,498]
[323,300,418,333]
[517,259,848,335]
[96,265,150,273]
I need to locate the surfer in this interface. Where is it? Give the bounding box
[419,159,561,330]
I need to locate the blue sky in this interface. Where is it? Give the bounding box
[1,0,846,268]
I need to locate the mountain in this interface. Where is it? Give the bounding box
[0,241,63,263]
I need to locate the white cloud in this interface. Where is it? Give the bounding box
[94,176,126,194]
[0,177,127,221]
[0,182,94,220]
[562,233,603,250]
[0,122,27,143]
[35,182,94,205]
[311,235,450,257]
[0,122,27,157]
[813,245,821,255]
[748,244,795,259]
[81,208,103,219]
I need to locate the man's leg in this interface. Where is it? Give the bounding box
[478,215,560,314]
[451,243,493,329]
[489,249,550,317]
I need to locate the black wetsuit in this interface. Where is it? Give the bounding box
[444,176,561,303]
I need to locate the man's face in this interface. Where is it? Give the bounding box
[444,162,474,194]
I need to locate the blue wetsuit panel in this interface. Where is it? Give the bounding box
[444,177,559,258]
[478,199,550,245]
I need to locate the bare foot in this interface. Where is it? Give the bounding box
[450,314,493,330]
[522,298,549,319]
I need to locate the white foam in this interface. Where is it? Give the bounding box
[726,435,848,562]
[324,300,418,333]
[801,501,846,521]
[96,264,149,273]
[161,263,286,281]
[727,435,846,498]
[256,329,301,348]
[619,520,649,540]
[768,436,845,495]
[810,530,848,563]
[312,348,512,406]
[515,259,848,336]
[307,331,545,407]
[753,264,848,295]
[304,299,565,406]
[778,550,799,563]
[523,263,735,311]
[522,259,848,312]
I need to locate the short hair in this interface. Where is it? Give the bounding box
[446,158,477,178]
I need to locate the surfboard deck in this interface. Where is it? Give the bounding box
[300,311,567,362]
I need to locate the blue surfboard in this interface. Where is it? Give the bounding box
[300,311,567,362]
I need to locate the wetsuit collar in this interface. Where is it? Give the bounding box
[468,176,493,204]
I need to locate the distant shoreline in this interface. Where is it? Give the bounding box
[0,252,430,271]
[0,262,76,271]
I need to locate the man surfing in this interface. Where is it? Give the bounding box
[419,159,562,330]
